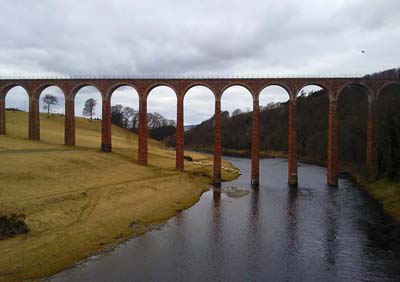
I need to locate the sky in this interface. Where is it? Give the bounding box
[1,0,399,124]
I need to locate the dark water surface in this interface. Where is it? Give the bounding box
[48,158,400,282]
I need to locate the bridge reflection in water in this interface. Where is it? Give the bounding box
[48,157,400,282]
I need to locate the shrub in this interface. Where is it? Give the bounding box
[0,213,29,239]
[184,156,193,161]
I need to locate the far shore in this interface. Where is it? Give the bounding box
[186,146,400,224]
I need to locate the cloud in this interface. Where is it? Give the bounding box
[1,0,399,124]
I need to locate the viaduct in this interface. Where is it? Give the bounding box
[0,77,399,187]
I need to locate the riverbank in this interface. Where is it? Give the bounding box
[344,164,400,223]
[186,146,288,159]
[0,112,239,282]
[187,146,400,223]
[46,157,400,282]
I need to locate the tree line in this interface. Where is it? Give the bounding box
[111,104,176,142]
[185,69,400,181]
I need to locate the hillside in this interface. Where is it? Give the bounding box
[0,111,238,281]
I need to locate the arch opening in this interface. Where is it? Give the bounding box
[110,86,140,159]
[147,86,177,167]
[38,86,65,144]
[338,84,369,167]
[4,86,29,138]
[376,84,400,180]
[74,86,103,148]
[183,86,215,151]
[296,85,328,163]
[258,85,290,159]
[220,85,253,151]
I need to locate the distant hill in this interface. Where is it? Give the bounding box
[184,125,197,131]
[364,68,400,79]
[6,108,25,112]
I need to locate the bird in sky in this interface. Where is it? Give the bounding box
[361,50,366,53]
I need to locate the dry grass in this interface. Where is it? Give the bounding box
[0,111,239,282]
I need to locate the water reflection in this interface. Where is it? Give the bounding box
[247,187,261,279]
[285,186,299,257]
[324,187,338,267]
[213,189,221,203]
[48,158,400,282]
[282,186,299,281]
[209,188,223,280]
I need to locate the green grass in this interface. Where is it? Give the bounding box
[363,180,400,222]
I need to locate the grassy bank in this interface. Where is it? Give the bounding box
[186,146,288,159]
[0,111,239,282]
[343,163,400,223]
[363,180,400,222]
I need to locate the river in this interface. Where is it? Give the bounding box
[48,158,400,282]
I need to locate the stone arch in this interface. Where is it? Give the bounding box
[3,85,30,138]
[33,83,66,100]
[377,82,400,98]
[73,85,103,148]
[145,82,178,98]
[4,85,30,109]
[69,83,103,100]
[220,82,255,98]
[259,82,292,99]
[220,85,254,150]
[106,83,139,100]
[1,84,30,100]
[259,84,291,103]
[259,83,297,185]
[296,84,330,165]
[147,85,176,109]
[337,81,373,101]
[296,82,330,98]
[183,83,215,99]
[298,81,329,92]
[35,85,66,144]
[146,85,177,157]
[258,85,290,159]
[184,85,215,126]
[182,85,216,171]
[36,85,65,106]
[109,85,140,137]
[337,81,369,167]
[74,86,103,117]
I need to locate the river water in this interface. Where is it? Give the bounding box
[48,158,400,282]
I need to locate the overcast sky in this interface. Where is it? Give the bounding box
[1,0,399,124]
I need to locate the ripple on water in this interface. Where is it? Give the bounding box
[48,158,400,282]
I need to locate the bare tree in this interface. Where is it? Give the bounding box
[232,109,242,116]
[132,110,139,130]
[167,119,176,127]
[148,112,164,128]
[83,98,97,121]
[122,106,135,128]
[42,94,59,117]
[111,104,123,125]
